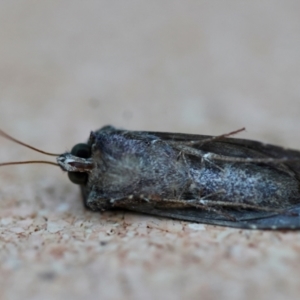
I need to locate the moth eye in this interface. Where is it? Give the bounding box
[68,144,91,184]
[68,172,88,185]
[71,143,91,158]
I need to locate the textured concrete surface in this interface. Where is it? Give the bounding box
[1,1,300,300]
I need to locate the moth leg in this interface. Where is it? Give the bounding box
[171,128,245,146]
[109,194,156,208]
[194,198,297,216]
[85,188,134,211]
[201,155,225,171]
[174,144,295,165]
[201,151,297,177]
[203,153,297,164]
[156,198,237,221]
[85,188,109,211]
[172,144,224,171]
[172,137,298,165]
[174,152,194,198]
[171,144,206,157]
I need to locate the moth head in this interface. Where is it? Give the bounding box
[0,129,93,186]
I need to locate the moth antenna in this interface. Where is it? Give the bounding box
[0,161,59,167]
[0,129,60,156]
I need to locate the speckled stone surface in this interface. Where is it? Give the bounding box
[1,1,300,300]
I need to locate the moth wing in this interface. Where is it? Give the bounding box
[91,128,300,229]
[145,131,300,177]
[223,137,300,175]
[124,202,300,229]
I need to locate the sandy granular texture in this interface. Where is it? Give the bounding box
[1,1,300,300]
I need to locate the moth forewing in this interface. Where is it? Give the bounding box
[76,126,300,230]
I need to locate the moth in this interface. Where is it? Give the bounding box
[1,126,300,230]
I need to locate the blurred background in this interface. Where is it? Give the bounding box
[1,2,300,300]
[1,1,300,150]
